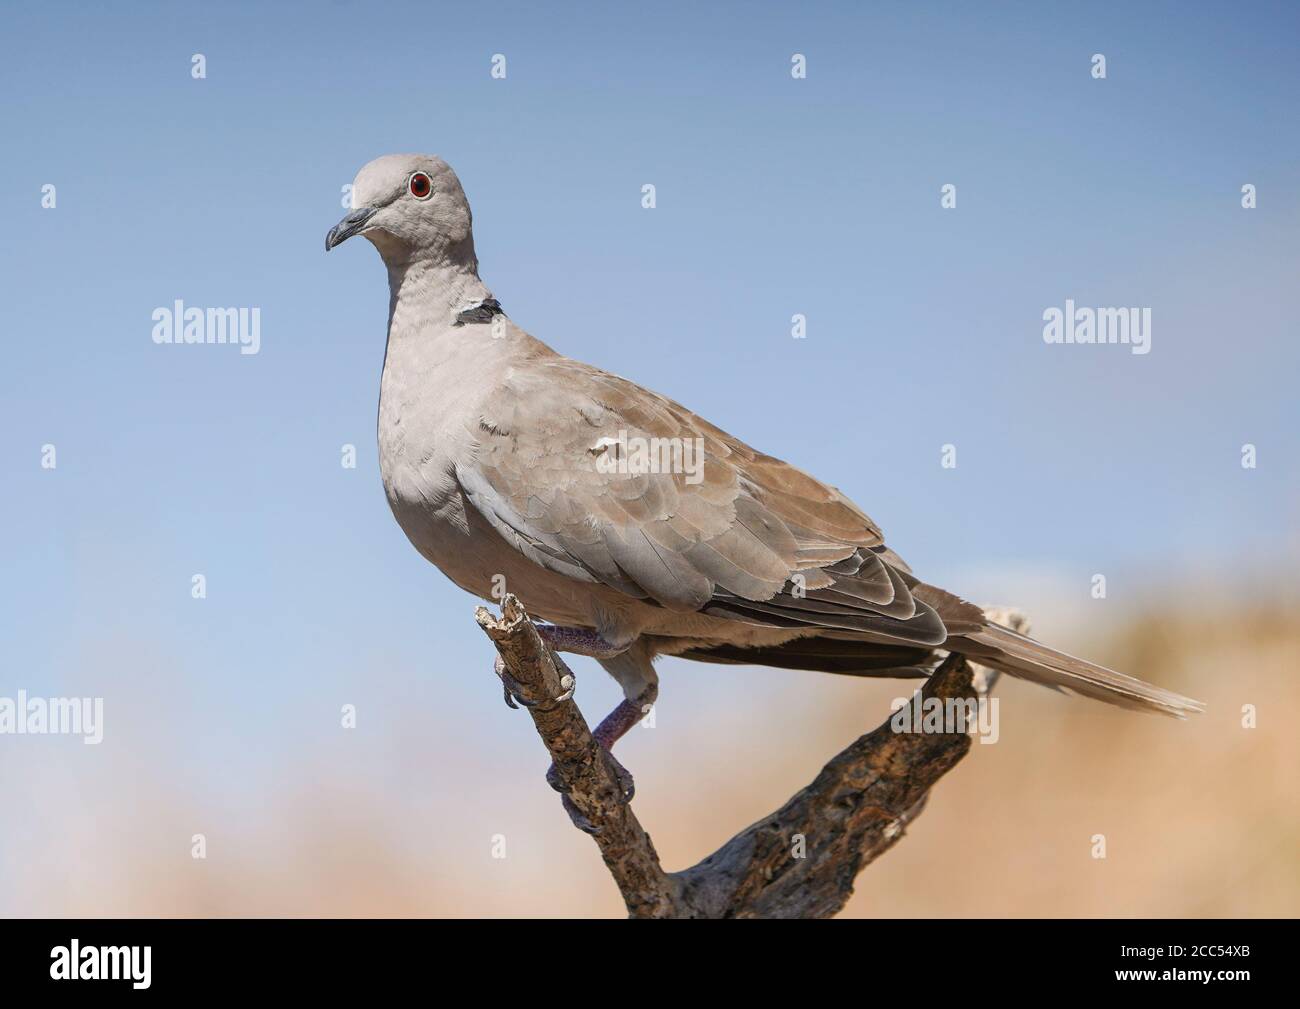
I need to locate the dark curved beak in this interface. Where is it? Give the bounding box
[325,207,377,251]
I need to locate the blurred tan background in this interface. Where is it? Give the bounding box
[5,566,1296,919]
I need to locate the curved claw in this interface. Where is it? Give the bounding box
[604,750,636,804]
[560,793,601,835]
[555,769,633,835]
[545,753,634,804]
[494,655,575,711]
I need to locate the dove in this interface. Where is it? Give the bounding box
[326,153,1202,794]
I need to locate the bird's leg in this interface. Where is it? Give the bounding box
[534,624,628,659]
[543,700,644,803]
[493,625,624,710]
[497,624,653,833]
[591,697,651,751]
[546,685,655,833]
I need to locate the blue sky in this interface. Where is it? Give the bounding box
[0,1,1297,902]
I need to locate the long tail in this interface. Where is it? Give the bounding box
[951,621,1204,718]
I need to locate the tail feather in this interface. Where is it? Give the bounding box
[954,621,1204,718]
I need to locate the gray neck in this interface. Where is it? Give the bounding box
[383,257,496,332]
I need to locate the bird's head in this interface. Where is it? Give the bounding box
[326,154,475,265]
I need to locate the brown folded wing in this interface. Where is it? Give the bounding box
[460,357,949,649]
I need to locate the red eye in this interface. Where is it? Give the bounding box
[409,172,433,199]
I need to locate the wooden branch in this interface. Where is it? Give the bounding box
[671,653,973,917]
[476,595,979,919]
[475,596,680,917]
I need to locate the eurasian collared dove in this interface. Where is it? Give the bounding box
[326,153,1202,764]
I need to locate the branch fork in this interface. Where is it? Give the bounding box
[476,594,982,919]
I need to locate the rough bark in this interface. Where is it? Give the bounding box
[476,594,984,919]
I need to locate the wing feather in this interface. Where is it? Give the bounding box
[464,358,943,640]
